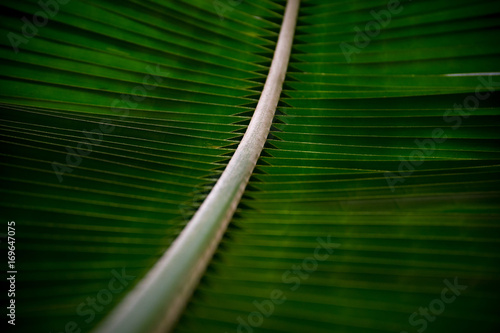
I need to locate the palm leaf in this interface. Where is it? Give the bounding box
[0,0,283,331]
[1,1,499,333]
[171,1,500,333]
